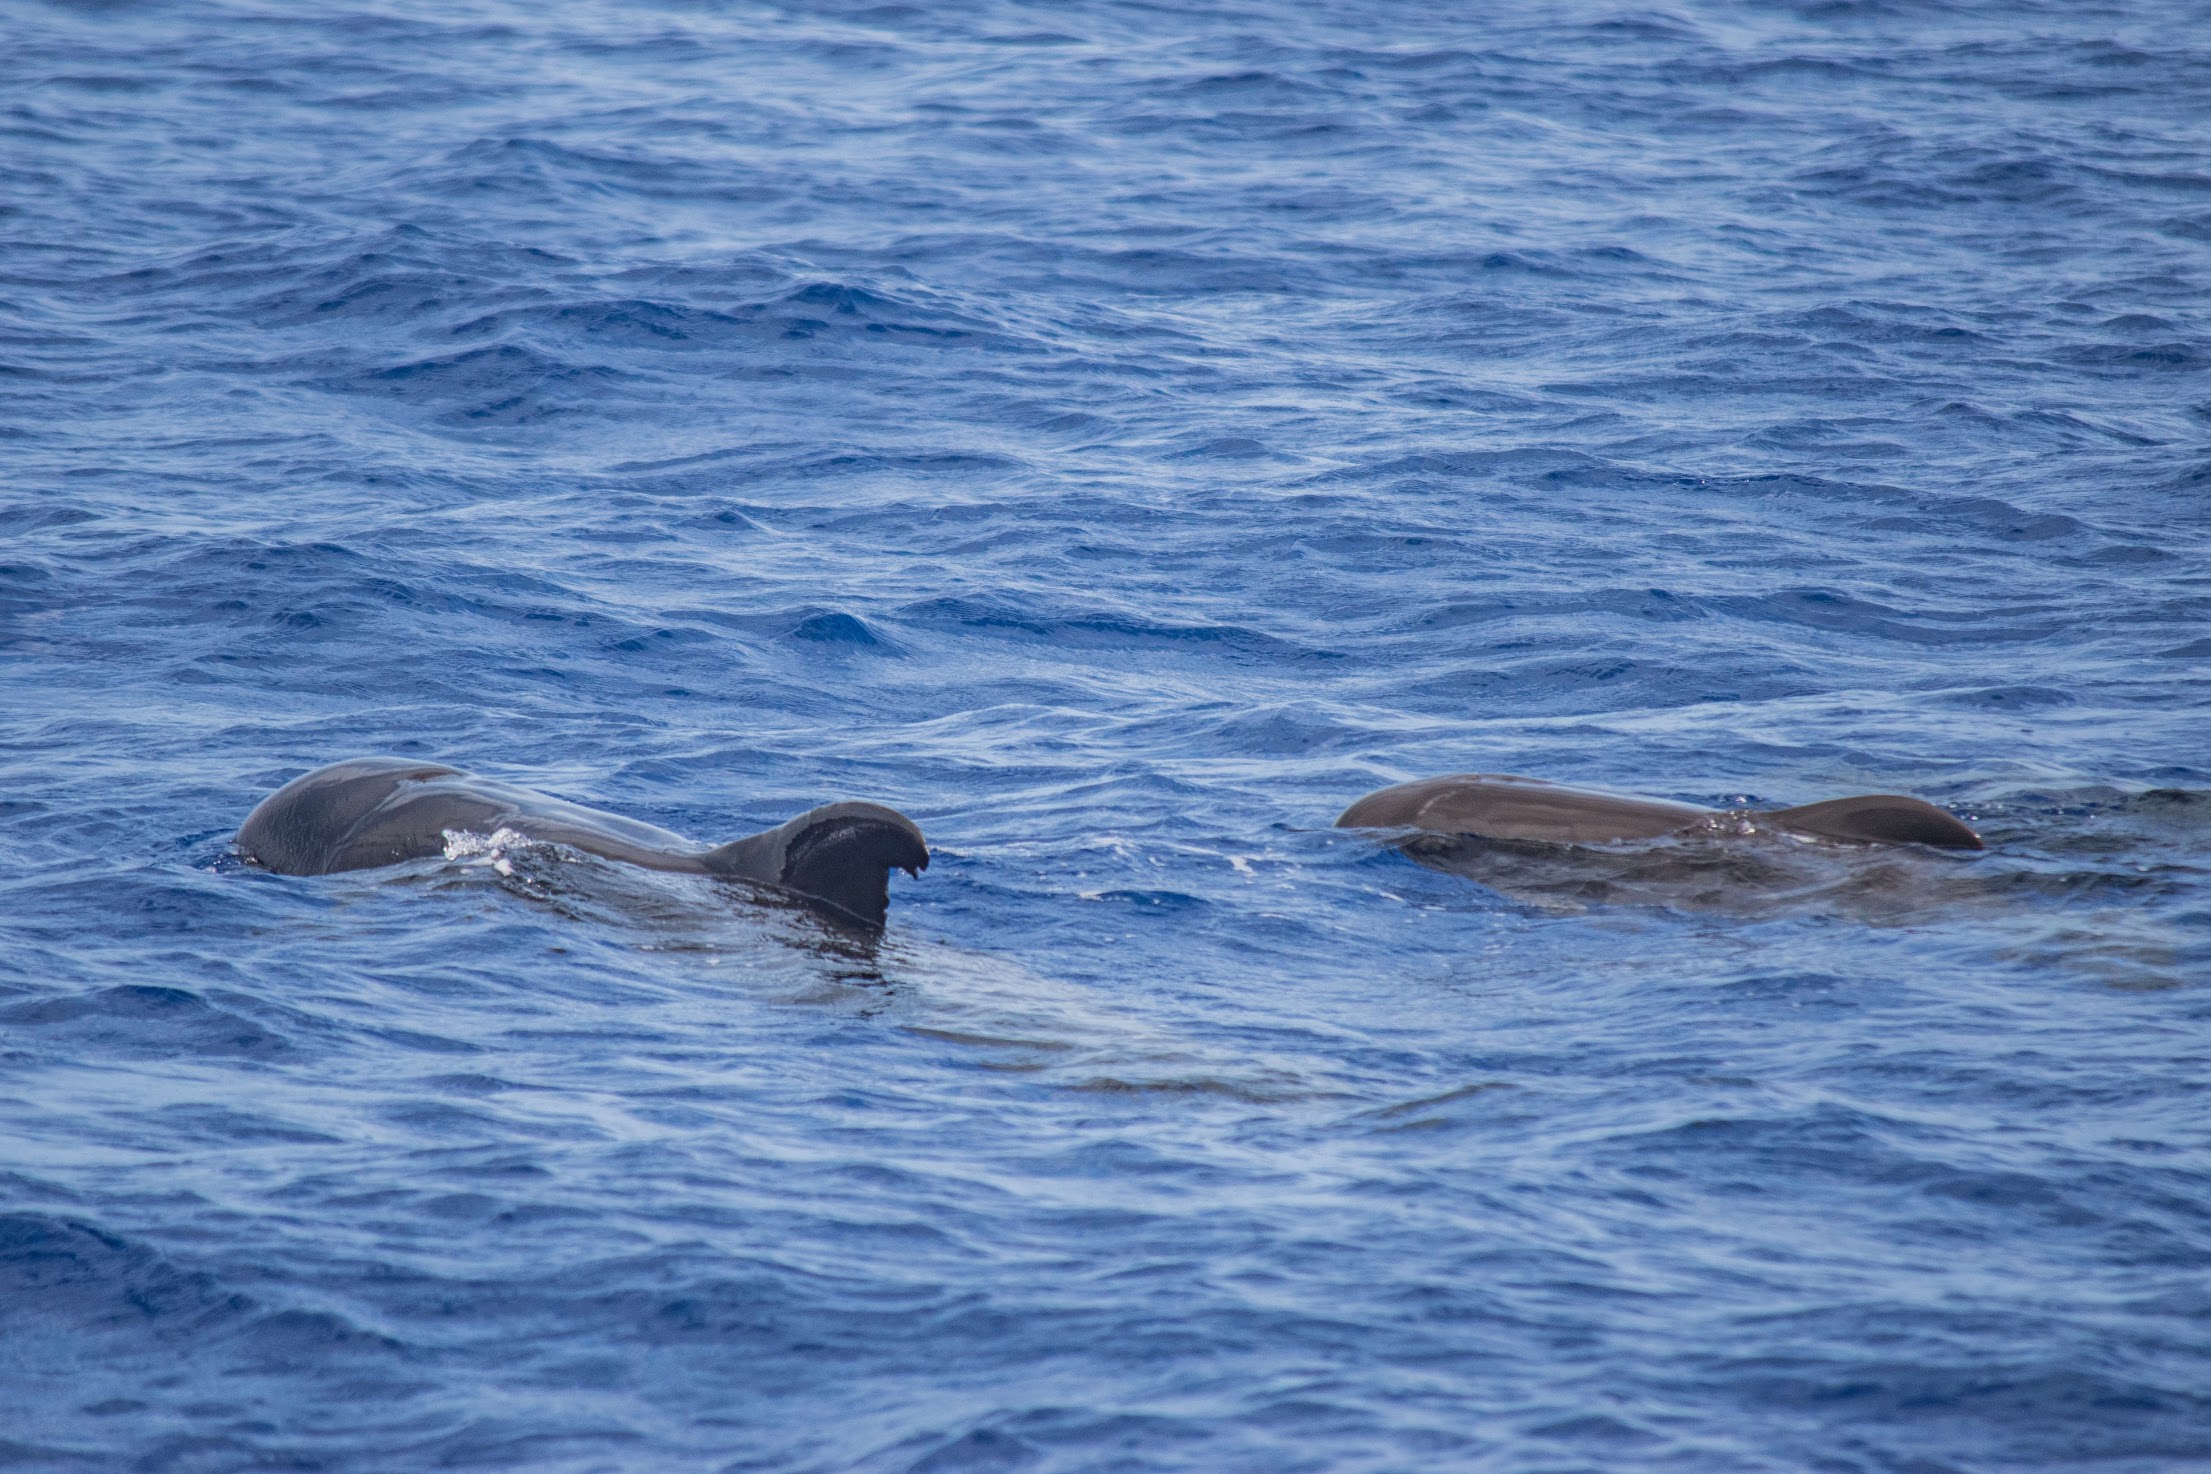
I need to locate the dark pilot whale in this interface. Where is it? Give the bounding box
[1337,773,1982,850]
[237,758,929,930]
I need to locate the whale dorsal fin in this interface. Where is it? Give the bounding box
[1768,795,1981,850]
[704,801,929,930]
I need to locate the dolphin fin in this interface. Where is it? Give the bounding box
[704,801,929,930]
[1767,795,1982,850]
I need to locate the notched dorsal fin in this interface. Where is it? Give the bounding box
[1768,795,1982,850]
[780,816,930,930]
[704,801,929,930]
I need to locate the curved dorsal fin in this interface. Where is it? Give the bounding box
[1768,795,1982,850]
[704,801,929,930]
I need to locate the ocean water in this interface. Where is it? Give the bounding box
[4,0,2209,1468]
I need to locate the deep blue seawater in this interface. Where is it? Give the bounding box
[5,0,2211,1468]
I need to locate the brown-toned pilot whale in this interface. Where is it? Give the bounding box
[1337,773,1981,849]
[237,758,928,930]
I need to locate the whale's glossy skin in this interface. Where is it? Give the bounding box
[238,758,929,930]
[1337,773,1982,850]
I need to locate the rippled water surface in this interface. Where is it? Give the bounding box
[5,1,2210,1469]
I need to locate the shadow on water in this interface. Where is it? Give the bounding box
[408,826,894,966]
[1968,784,2211,991]
[322,830,1308,1098]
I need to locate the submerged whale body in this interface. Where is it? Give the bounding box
[237,758,929,930]
[1335,774,1982,917]
[1337,774,1982,849]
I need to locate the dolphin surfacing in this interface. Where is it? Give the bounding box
[237,758,929,930]
[1336,773,1981,850]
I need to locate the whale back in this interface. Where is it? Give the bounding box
[1335,773,1982,851]
[239,761,931,928]
[1336,774,1715,844]
[237,759,693,876]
